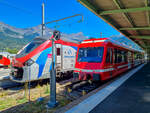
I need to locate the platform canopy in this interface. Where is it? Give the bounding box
[78,0,150,54]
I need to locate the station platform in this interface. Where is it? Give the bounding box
[64,63,149,113]
[90,63,150,113]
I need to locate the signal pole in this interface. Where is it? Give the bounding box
[47,37,58,108]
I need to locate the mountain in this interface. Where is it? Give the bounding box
[109,35,143,51]
[0,22,89,51]
[0,22,142,53]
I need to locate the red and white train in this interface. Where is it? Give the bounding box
[10,35,78,83]
[74,38,144,81]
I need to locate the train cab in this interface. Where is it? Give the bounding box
[74,38,110,81]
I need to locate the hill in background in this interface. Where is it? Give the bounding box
[0,22,142,54]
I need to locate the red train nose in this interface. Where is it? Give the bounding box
[0,55,10,66]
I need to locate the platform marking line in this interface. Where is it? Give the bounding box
[65,64,145,113]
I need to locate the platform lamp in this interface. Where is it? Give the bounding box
[47,30,60,108]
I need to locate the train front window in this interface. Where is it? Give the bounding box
[16,38,46,58]
[0,55,2,60]
[78,47,104,63]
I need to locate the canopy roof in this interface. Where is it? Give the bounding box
[78,0,150,54]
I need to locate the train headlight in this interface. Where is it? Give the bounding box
[25,59,35,66]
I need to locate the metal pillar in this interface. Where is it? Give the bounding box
[28,66,31,102]
[47,38,58,108]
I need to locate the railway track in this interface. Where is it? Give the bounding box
[0,76,75,97]
[0,69,128,99]
[64,80,102,100]
[64,70,132,101]
[0,72,73,90]
[0,76,114,99]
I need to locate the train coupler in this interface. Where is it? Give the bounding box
[67,87,72,93]
[82,90,86,96]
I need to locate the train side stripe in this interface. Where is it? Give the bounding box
[117,64,129,69]
[81,40,105,44]
[36,47,52,78]
[75,64,135,72]
[75,68,114,72]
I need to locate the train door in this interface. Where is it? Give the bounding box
[105,47,114,79]
[128,51,132,69]
[110,48,114,77]
[114,48,119,76]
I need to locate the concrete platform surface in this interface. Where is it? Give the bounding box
[90,63,150,113]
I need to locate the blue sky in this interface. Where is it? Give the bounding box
[0,0,120,37]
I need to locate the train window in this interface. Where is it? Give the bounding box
[134,52,138,60]
[78,47,104,63]
[16,38,46,58]
[106,48,110,63]
[106,48,113,64]
[0,55,2,60]
[121,51,124,63]
[124,51,128,62]
[114,49,117,63]
[115,49,126,63]
[128,51,132,63]
[57,48,60,56]
[118,50,122,63]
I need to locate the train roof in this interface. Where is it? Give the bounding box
[34,35,80,44]
[33,36,79,44]
[55,39,79,47]
[81,38,144,53]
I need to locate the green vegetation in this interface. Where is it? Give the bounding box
[0,84,71,113]
[5,48,18,54]
[44,83,50,94]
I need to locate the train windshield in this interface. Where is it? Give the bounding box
[16,38,46,58]
[78,47,104,63]
[0,55,2,60]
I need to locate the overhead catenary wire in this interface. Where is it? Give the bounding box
[45,14,83,25]
[47,20,83,29]
[0,0,40,17]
